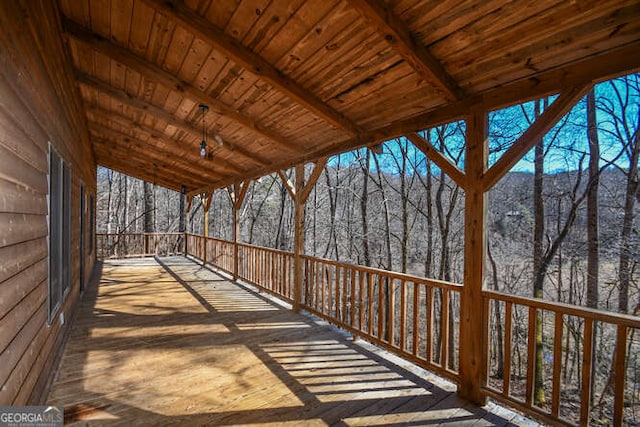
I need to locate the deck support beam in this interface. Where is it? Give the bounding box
[459,105,488,405]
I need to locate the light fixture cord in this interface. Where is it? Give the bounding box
[202,108,206,143]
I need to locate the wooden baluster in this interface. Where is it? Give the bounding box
[552,312,564,417]
[350,267,356,329]
[335,265,341,321]
[368,273,374,336]
[378,275,384,340]
[525,306,537,407]
[504,302,512,396]
[400,280,406,351]
[343,266,349,327]
[358,271,364,332]
[442,289,450,369]
[577,317,595,424]
[613,324,627,427]
[413,284,419,356]
[426,286,433,363]
[388,279,395,346]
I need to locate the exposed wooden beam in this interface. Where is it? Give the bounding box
[86,105,243,175]
[140,0,365,137]
[97,160,183,192]
[63,17,303,155]
[299,157,328,204]
[203,192,213,212]
[94,150,202,191]
[91,136,207,186]
[482,83,592,190]
[88,123,220,182]
[75,70,268,167]
[232,180,250,210]
[371,42,640,145]
[405,133,465,189]
[188,42,640,197]
[348,0,462,101]
[277,170,296,200]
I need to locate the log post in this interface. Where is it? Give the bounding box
[180,185,186,254]
[233,194,240,280]
[459,105,488,405]
[204,192,214,265]
[279,158,326,312]
[293,164,305,312]
[230,181,249,280]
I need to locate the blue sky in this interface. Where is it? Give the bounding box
[327,73,638,178]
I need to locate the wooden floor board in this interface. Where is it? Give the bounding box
[47,257,538,426]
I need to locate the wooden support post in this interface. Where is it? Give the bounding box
[229,181,249,280]
[293,164,305,312]
[180,185,186,254]
[459,105,488,405]
[202,192,212,266]
[280,157,327,313]
[233,196,240,280]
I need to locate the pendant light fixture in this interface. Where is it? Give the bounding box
[199,103,209,158]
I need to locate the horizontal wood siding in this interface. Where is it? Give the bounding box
[0,0,96,405]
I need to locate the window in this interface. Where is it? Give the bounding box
[48,146,72,324]
[88,193,94,254]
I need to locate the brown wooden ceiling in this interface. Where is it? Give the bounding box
[57,0,640,194]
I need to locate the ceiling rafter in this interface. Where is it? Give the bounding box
[88,122,224,182]
[92,140,205,189]
[187,40,640,197]
[86,105,243,176]
[63,17,304,155]
[75,70,269,167]
[139,0,366,138]
[348,0,463,101]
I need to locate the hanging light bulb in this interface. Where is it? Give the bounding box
[198,103,209,158]
[200,139,207,158]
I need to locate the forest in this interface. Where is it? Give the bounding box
[96,74,639,425]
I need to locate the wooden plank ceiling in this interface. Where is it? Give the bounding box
[57,0,640,194]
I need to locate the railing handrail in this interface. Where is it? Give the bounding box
[302,253,462,292]
[484,289,640,328]
[97,232,182,236]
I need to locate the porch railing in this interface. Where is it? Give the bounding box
[96,232,638,426]
[96,232,183,259]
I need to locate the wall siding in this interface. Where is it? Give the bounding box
[0,0,96,405]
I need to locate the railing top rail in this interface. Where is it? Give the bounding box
[97,232,182,236]
[484,289,640,329]
[236,241,294,257]
[301,254,462,291]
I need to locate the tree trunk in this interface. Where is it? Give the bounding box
[586,88,600,404]
[360,149,371,267]
[488,243,504,380]
[532,99,546,407]
[618,132,639,314]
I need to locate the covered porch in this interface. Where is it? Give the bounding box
[48,256,533,426]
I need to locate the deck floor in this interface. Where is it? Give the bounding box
[48,257,536,426]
